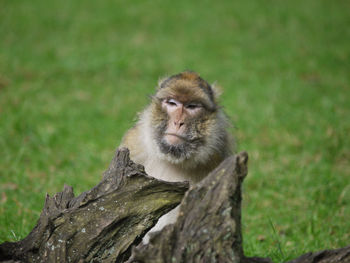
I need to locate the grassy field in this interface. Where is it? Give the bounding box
[0,0,349,261]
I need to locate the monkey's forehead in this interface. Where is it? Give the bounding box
[159,72,214,100]
[156,84,215,110]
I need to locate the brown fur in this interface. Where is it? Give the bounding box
[120,71,234,242]
[121,71,233,182]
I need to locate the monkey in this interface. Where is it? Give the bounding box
[120,71,234,241]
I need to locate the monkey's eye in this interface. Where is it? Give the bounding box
[165,99,178,106]
[186,104,200,110]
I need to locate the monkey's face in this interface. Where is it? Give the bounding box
[153,97,210,161]
[150,72,218,163]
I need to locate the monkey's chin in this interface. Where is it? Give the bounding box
[158,138,191,163]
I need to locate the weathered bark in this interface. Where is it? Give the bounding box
[128,152,251,263]
[0,148,189,263]
[286,245,350,263]
[0,148,349,263]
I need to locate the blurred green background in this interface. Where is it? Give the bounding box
[0,0,349,261]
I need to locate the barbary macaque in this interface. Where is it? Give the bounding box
[120,71,234,240]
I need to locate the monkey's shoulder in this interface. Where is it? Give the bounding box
[120,125,148,165]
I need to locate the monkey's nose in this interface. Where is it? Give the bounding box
[174,121,184,128]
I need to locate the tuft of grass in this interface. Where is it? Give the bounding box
[1,0,349,261]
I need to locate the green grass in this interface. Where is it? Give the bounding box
[0,0,349,261]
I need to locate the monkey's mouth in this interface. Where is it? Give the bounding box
[164,133,188,140]
[163,133,188,145]
[163,133,202,145]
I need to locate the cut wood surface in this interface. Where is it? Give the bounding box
[0,148,348,263]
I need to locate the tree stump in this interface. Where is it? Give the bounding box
[128,152,249,263]
[0,148,189,263]
[286,245,350,263]
[1,148,349,263]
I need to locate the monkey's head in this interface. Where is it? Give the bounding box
[148,71,230,166]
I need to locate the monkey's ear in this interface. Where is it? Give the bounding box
[157,76,169,90]
[211,82,223,99]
